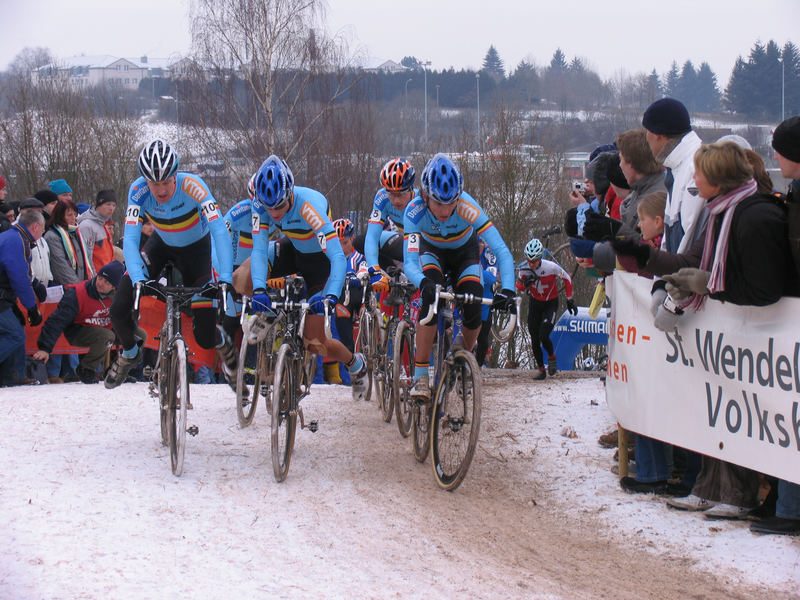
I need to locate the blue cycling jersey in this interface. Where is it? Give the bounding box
[123,173,234,283]
[364,187,418,267]
[223,198,254,266]
[250,186,346,298]
[402,191,515,290]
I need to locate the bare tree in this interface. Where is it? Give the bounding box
[187,0,363,207]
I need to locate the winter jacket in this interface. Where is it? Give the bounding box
[0,223,37,311]
[44,226,92,285]
[77,208,115,273]
[29,236,53,285]
[36,277,112,353]
[661,130,704,255]
[644,192,799,306]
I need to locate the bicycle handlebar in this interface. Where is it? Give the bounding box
[417,285,518,340]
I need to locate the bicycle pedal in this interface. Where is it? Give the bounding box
[187,425,199,436]
[307,420,318,432]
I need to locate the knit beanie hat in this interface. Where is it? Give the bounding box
[97,260,125,288]
[772,116,800,163]
[34,189,59,206]
[95,189,117,207]
[642,98,691,136]
[606,154,629,190]
[49,179,73,195]
[0,176,6,190]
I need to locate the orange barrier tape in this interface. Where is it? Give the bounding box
[137,297,217,368]
[23,301,88,355]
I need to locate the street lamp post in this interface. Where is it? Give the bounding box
[423,60,431,145]
[435,84,440,108]
[404,78,412,111]
[476,73,480,147]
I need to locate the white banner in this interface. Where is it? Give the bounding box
[606,271,800,484]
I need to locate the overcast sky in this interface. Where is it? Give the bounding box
[2,0,798,87]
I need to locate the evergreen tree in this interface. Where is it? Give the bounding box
[569,57,585,73]
[782,42,800,117]
[724,56,751,114]
[646,69,662,103]
[400,56,421,70]
[482,45,506,81]
[674,60,697,110]
[548,48,568,74]
[663,61,680,97]
[508,59,539,105]
[695,62,721,112]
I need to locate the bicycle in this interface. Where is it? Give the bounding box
[249,275,322,483]
[137,275,228,476]
[234,304,280,428]
[416,284,517,490]
[348,273,383,410]
[381,266,420,437]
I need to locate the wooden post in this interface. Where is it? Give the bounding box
[617,426,628,478]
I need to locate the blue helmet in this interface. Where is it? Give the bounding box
[254,155,294,208]
[421,153,463,204]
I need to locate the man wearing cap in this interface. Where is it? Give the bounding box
[641,97,704,255]
[32,260,134,384]
[49,179,73,203]
[33,189,59,222]
[0,210,46,386]
[19,197,53,286]
[78,189,117,273]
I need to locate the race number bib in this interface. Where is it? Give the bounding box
[200,198,220,222]
[125,205,140,226]
[251,213,260,236]
[317,232,327,251]
[369,209,382,225]
[406,233,420,253]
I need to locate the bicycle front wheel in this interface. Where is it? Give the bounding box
[271,343,297,482]
[167,338,190,477]
[156,334,170,447]
[373,309,392,422]
[355,309,374,403]
[393,321,414,438]
[236,337,264,427]
[431,349,482,491]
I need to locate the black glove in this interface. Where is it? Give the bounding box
[419,277,437,305]
[582,212,622,242]
[27,306,43,327]
[32,278,47,303]
[492,288,517,313]
[566,299,578,315]
[611,238,650,268]
[11,304,25,327]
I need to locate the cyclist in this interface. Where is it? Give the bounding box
[248,155,368,400]
[106,139,237,389]
[404,153,516,400]
[359,158,417,292]
[516,237,578,380]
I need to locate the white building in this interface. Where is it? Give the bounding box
[32,55,188,90]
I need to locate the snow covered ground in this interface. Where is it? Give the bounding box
[0,371,797,599]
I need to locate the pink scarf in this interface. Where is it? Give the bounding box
[687,178,757,311]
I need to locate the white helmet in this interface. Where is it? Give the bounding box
[524,237,544,261]
[138,139,178,181]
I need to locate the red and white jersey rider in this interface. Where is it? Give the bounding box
[516,258,573,302]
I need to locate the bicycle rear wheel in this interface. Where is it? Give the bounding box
[393,321,414,438]
[156,334,170,447]
[235,337,264,427]
[167,338,190,477]
[355,309,374,403]
[431,349,482,491]
[271,343,297,482]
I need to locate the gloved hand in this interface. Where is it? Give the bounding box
[653,303,682,332]
[27,306,43,327]
[492,288,517,313]
[419,277,437,305]
[650,286,668,319]
[200,281,219,298]
[582,212,623,242]
[309,293,339,315]
[662,268,711,300]
[251,289,271,313]
[566,298,578,315]
[368,266,389,292]
[611,238,650,269]
[32,278,47,303]
[267,277,285,289]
